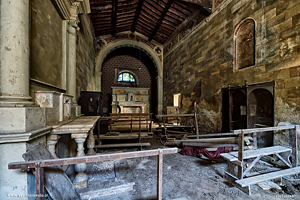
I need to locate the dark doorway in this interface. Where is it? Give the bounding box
[222,82,275,147]
[248,89,274,147]
[231,90,247,130]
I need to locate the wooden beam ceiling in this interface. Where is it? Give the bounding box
[148,0,173,42]
[90,0,210,44]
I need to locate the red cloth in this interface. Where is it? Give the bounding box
[179,146,234,159]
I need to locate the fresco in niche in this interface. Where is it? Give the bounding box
[235,19,255,70]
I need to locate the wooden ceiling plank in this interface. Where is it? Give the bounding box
[140,13,158,26]
[131,0,144,32]
[148,0,173,41]
[138,18,155,29]
[111,0,118,36]
[173,1,192,14]
[143,1,163,14]
[164,14,182,25]
[149,0,165,11]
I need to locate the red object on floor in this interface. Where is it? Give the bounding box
[179,146,234,159]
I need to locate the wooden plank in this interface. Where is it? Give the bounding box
[233,125,295,134]
[22,145,82,200]
[194,102,199,138]
[9,148,178,169]
[243,155,262,177]
[156,114,196,117]
[275,153,292,168]
[95,143,151,148]
[236,167,300,187]
[186,132,236,138]
[35,163,44,200]
[180,137,237,143]
[238,131,244,179]
[229,146,291,160]
[99,132,153,140]
[291,126,298,166]
[157,150,163,200]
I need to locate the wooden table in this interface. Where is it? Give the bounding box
[49,116,100,188]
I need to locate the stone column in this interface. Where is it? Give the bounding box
[0,0,33,106]
[156,76,163,115]
[67,21,79,103]
[95,72,102,92]
[71,133,88,188]
[47,134,60,159]
[67,21,81,117]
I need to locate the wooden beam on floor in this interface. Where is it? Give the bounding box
[95,143,151,149]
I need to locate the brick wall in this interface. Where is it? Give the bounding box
[164,0,300,132]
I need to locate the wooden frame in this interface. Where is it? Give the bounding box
[221,125,299,195]
[8,148,178,200]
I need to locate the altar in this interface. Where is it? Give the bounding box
[111,87,150,113]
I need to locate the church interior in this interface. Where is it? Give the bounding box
[1,0,300,199]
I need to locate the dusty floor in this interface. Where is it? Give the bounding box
[78,133,300,200]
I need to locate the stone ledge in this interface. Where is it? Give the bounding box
[0,126,52,144]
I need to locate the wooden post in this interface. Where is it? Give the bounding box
[238,130,244,179]
[139,117,141,143]
[35,162,44,200]
[131,117,133,133]
[150,114,152,132]
[157,150,163,200]
[163,117,167,135]
[291,126,298,167]
[194,102,199,139]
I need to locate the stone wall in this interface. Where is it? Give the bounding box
[163,0,300,133]
[30,0,63,88]
[76,15,96,101]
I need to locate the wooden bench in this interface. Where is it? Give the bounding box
[220,125,299,195]
[96,114,153,149]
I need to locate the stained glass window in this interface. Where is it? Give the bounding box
[118,72,136,83]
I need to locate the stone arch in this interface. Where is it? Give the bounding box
[234,18,256,71]
[95,39,163,114]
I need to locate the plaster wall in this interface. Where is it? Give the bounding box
[163,0,300,133]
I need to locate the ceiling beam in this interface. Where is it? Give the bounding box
[131,0,145,32]
[177,0,212,13]
[148,0,173,42]
[111,0,118,36]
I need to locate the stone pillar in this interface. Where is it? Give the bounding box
[67,21,79,102]
[71,133,88,188]
[0,0,33,106]
[95,72,102,92]
[87,128,96,155]
[67,21,81,116]
[47,134,60,159]
[157,76,163,115]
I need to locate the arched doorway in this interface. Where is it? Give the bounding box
[95,40,163,115]
[100,47,158,116]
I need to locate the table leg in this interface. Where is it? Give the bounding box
[46,134,60,159]
[72,133,88,188]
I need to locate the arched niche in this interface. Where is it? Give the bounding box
[234,18,256,71]
[95,39,163,115]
